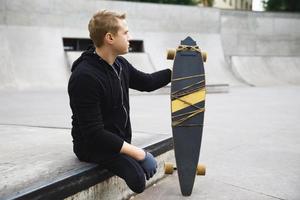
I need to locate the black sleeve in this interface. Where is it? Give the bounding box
[126,60,172,92]
[69,74,124,154]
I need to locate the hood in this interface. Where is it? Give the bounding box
[71,45,96,72]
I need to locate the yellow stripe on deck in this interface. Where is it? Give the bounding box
[172,89,206,113]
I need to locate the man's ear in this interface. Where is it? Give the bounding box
[104,32,114,45]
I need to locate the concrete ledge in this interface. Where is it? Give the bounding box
[0,93,172,200]
[7,138,174,200]
[206,84,230,93]
[130,84,230,96]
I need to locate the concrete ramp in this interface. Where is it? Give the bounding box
[0,26,69,90]
[132,32,243,86]
[231,56,300,86]
[54,32,244,86]
[66,52,156,73]
[123,53,156,73]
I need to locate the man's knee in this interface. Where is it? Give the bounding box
[103,154,146,193]
[128,174,145,193]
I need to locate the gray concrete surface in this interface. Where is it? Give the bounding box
[132,86,300,200]
[0,25,69,90]
[231,56,300,86]
[1,0,300,90]
[66,52,157,73]
[130,32,242,86]
[1,86,300,199]
[220,10,300,58]
[1,0,300,199]
[65,31,241,86]
[0,90,171,199]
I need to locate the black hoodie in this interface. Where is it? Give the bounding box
[68,46,171,162]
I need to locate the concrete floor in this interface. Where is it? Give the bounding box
[1,86,300,199]
[133,86,300,200]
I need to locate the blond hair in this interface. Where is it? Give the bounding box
[88,10,126,47]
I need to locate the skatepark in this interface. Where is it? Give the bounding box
[1,0,300,199]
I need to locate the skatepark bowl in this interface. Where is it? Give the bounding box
[0,1,300,200]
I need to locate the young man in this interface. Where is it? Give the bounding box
[68,10,171,193]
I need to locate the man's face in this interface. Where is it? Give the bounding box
[112,19,130,55]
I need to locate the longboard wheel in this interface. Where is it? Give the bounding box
[202,52,207,62]
[196,164,206,176]
[164,162,174,174]
[167,49,176,60]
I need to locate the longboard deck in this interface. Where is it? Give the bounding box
[170,36,206,196]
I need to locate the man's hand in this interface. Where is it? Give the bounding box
[120,142,146,160]
[138,152,157,180]
[120,142,157,180]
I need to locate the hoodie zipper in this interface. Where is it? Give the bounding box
[110,63,128,128]
[94,51,128,128]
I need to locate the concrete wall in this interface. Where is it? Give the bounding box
[1,0,300,89]
[221,10,300,58]
[2,0,298,55]
[220,10,300,86]
[0,0,219,33]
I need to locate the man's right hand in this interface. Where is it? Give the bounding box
[138,152,157,180]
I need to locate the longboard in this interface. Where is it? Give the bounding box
[164,36,207,196]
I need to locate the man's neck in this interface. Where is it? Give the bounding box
[95,46,116,66]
